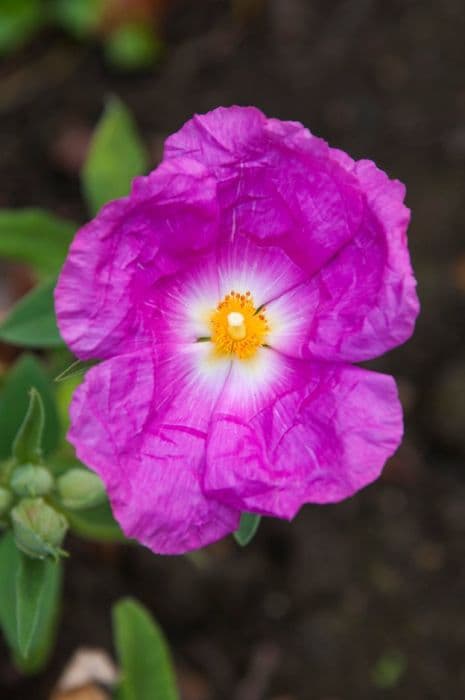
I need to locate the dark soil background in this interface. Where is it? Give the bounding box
[1,1,465,698]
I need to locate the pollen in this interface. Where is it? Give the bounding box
[210,290,269,360]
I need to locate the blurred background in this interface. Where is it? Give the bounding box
[1,0,465,698]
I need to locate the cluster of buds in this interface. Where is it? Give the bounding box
[0,389,105,560]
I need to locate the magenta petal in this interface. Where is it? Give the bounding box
[68,349,239,554]
[204,361,403,519]
[55,157,219,360]
[165,106,365,277]
[164,107,418,361]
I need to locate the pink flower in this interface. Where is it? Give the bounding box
[55,106,419,554]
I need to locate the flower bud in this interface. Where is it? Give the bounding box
[10,464,54,498]
[0,487,12,517]
[57,468,106,511]
[11,498,68,560]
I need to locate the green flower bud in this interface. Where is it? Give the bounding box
[10,464,54,498]
[57,468,106,511]
[0,487,12,517]
[11,498,68,560]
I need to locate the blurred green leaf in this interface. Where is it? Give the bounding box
[0,279,64,348]
[0,0,43,55]
[0,532,62,673]
[82,97,149,215]
[51,0,104,39]
[0,354,60,459]
[0,209,75,276]
[105,24,163,71]
[12,388,45,465]
[0,533,20,652]
[16,554,58,658]
[234,512,261,546]
[113,598,179,700]
[66,500,125,542]
[372,650,407,689]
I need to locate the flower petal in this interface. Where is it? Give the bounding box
[55,158,219,360]
[266,162,419,361]
[204,361,403,519]
[165,107,418,361]
[164,106,365,278]
[68,347,239,554]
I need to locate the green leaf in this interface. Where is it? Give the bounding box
[104,24,163,71]
[0,0,43,55]
[0,532,62,673]
[66,500,125,542]
[54,358,97,383]
[16,554,56,657]
[12,388,45,464]
[372,650,407,689]
[0,278,64,348]
[113,598,179,700]
[0,533,21,653]
[234,512,261,546]
[0,209,76,276]
[0,354,60,459]
[51,0,104,39]
[82,97,149,215]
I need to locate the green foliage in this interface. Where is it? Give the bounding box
[0,209,76,277]
[0,355,60,459]
[0,0,43,55]
[0,279,64,348]
[82,96,149,214]
[0,532,62,673]
[16,553,58,657]
[234,512,261,546]
[113,598,179,700]
[104,24,163,72]
[372,650,407,689]
[12,388,45,465]
[51,0,104,39]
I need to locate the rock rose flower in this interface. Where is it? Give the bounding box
[55,106,419,554]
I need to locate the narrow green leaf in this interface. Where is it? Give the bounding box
[0,354,60,459]
[113,598,179,700]
[0,533,21,653]
[0,532,62,673]
[0,278,64,348]
[16,555,55,658]
[54,358,97,383]
[0,209,75,276]
[82,96,149,214]
[12,388,45,464]
[234,512,261,546]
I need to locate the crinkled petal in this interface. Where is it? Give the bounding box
[55,158,219,360]
[165,107,419,361]
[165,106,365,277]
[204,361,403,519]
[68,347,239,554]
[267,188,419,361]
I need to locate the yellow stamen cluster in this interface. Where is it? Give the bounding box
[210,290,269,360]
